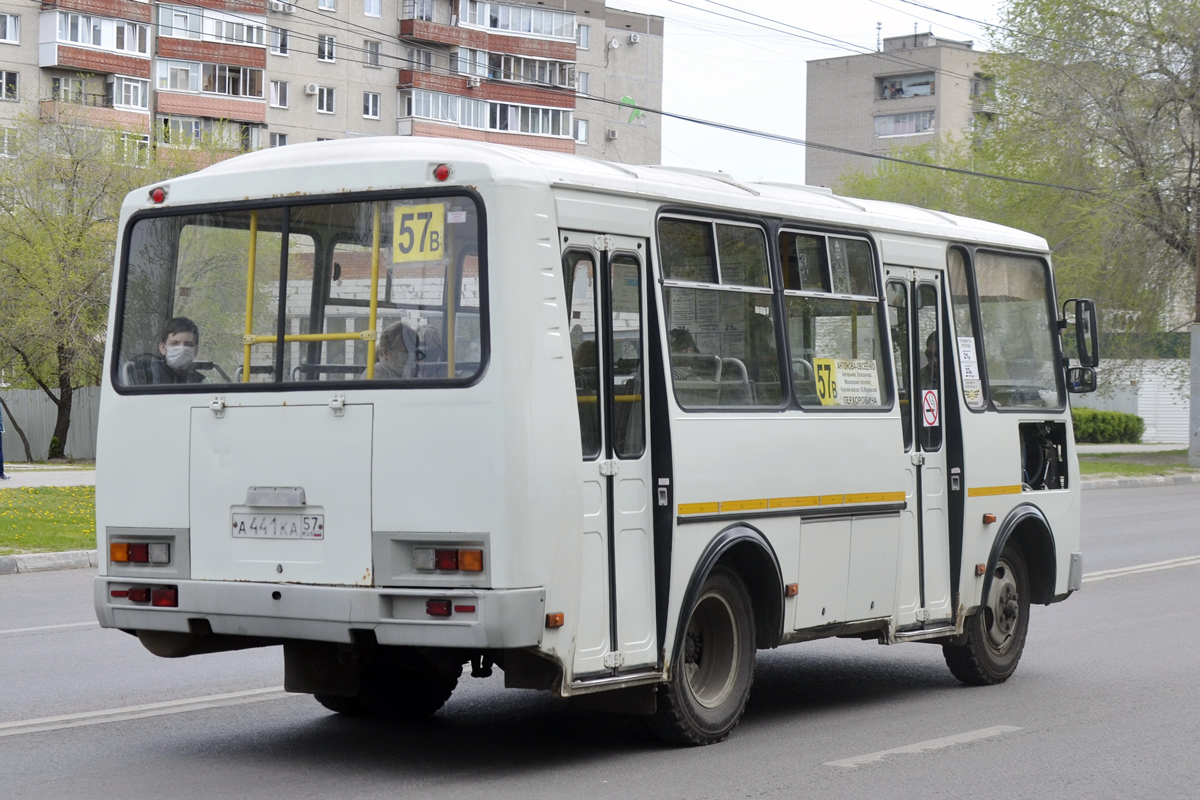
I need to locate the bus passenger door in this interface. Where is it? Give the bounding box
[887,268,953,627]
[562,233,657,679]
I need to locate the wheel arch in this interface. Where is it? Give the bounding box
[984,503,1057,606]
[670,523,784,671]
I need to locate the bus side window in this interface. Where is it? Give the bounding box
[564,250,601,459]
[887,280,913,449]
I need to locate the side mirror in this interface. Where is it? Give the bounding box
[1061,298,1099,368]
[1066,366,1097,394]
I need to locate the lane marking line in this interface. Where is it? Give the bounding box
[1083,555,1200,583]
[0,621,99,637]
[826,725,1021,768]
[0,687,290,739]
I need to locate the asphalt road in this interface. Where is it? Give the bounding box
[1,483,1197,799]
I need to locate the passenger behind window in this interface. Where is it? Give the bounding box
[919,331,940,390]
[126,317,210,385]
[416,325,447,378]
[376,321,418,379]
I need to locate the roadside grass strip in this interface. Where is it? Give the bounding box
[1082,555,1200,583]
[826,725,1022,768]
[0,687,292,738]
[0,486,96,555]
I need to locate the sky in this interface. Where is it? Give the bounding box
[607,0,1004,184]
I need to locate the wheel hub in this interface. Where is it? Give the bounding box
[985,562,1021,650]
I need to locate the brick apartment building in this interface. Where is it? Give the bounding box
[0,0,662,163]
[805,32,993,188]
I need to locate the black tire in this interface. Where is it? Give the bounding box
[647,567,756,746]
[357,662,462,719]
[943,543,1031,685]
[313,693,368,716]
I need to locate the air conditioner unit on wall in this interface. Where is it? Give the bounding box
[304,83,319,96]
[605,128,619,140]
[628,33,640,44]
[466,75,481,88]
[281,2,296,13]
[269,1,285,10]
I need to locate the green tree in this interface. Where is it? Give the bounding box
[0,110,223,458]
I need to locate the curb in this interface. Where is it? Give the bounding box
[0,549,98,575]
[1081,474,1200,491]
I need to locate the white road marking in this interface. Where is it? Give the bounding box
[0,687,291,739]
[1083,555,1200,583]
[826,725,1021,768]
[0,621,98,637]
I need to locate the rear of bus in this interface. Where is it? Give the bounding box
[92,142,573,710]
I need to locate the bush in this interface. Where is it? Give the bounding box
[1071,408,1145,444]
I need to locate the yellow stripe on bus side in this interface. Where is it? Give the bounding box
[846,491,906,504]
[678,502,720,515]
[820,494,845,506]
[720,498,769,512]
[769,496,820,509]
[967,485,1023,497]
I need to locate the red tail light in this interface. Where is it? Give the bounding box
[426,599,452,617]
[151,587,179,607]
[127,587,151,603]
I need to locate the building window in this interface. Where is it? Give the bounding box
[270,27,289,55]
[58,12,101,46]
[317,34,335,62]
[577,72,588,95]
[114,76,149,109]
[317,86,335,113]
[159,115,203,145]
[157,60,201,92]
[456,48,487,77]
[405,47,433,71]
[214,20,266,46]
[119,133,149,166]
[462,2,573,37]
[460,97,487,128]
[364,0,381,17]
[318,0,336,10]
[270,132,288,147]
[0,14,18,45]
[115,22,150,54]
[365,40,381,67]
[2,71,18,102]
[880,73,935,99]
[407,89,458,122]
[160,7,203,40]
[489,102,572,137]
[405,0,434,21]
[270,80,289,108]
[577,24,589,48]
[488,54,574,87]
[52,76,85,103]
[363,91,380,119]
[202,65,264,99]
[0,127,16,157]
[874,110,935,137]
[574,118,588,143]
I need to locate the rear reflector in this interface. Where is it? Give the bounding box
[454,605,476,613]
[434,549,458,571]
[151,587,178,607]
[412,547,436,571]
[458,549,483,571]
[426,599,452,617]
[110,589,129,598]
[127,587,151,603]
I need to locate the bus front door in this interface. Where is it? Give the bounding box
[887,268,954,627]
[562,233,658,679]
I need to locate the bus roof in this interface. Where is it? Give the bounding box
[132,137,1048,252]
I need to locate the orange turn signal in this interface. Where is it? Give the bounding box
[976,563,987,576]
[110,542,131,563]
[459,549,484,572]
[982,513,997,524]
[784,583,799,597]
[546,612,565,628]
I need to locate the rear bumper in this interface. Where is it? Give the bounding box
[94,577,546,649]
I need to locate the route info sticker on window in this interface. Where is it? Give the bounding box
[813,358,881,406]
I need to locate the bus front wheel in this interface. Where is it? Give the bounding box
[648,567,755,746]
[943,543,1031,685]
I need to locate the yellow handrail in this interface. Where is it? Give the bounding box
[366,204,381,379]
[241,210,258,382]
[243,331,376,345]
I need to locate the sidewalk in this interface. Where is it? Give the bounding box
[0,467,95,488]
[1076,443,1188,454]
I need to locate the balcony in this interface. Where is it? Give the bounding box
[401,19,576,62]
[40,98,151,133]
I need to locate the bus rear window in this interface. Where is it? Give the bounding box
[115,194,484,389]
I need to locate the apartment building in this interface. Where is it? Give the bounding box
[0,0,661,163]
[805,32,992,188]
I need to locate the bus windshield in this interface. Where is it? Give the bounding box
[114,193,484,389]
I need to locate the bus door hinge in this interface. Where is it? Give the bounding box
[911,453,925,466]
[603,651,625,668]
[599,459,620,476]
[329,394,346,417]
[593,234,615,252]
[209,396,226,418]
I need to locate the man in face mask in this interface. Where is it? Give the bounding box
[133,317,208,385]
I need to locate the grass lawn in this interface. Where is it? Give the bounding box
[1078,449,1198,478]
[0,486,96,555]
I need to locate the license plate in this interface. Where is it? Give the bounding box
[232,513,324,539]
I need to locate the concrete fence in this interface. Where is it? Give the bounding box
[0,387,100,462]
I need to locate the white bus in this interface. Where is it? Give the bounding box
[95,138,1099,745]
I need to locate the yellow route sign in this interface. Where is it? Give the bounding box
[392,203,445,263]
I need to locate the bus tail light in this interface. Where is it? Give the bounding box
[434,549,458,570]
[458,549,483,571]
[426,599,452,617]
[110,541,170,564]
[127,587,151,603]
[151,587,179,607]
[412,547,484,573]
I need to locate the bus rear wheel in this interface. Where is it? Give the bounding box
[943,543,1031,685]
[648,567,755,746]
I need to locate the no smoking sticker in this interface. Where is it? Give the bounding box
[922,389,939,427]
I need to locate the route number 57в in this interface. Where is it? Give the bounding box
[393,203,445,263]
